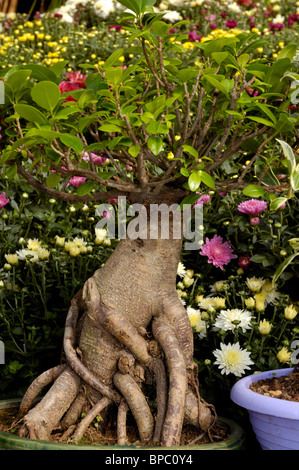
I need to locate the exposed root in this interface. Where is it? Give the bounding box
[19,367,81,441]
[152,317,187,447]
[72,397,111,443]
[18,364,67,418]
[113,372,154,444]
[63,293,121,404]
[117,399,129,445]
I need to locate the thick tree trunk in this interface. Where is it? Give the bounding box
[18,211,215,446]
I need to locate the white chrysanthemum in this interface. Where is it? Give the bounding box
[261,280,280,305]
[177,261,186,278]
[214,309,252,333]
[246,276,265,293]
[163,10,182,22]
[213,342,254,377]
[94,0,116,18]
[226,2,241,13]
[186,306,207,338]
[16,249,39,263]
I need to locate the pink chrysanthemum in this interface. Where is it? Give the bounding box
[69,176,86,188]
[0,192,9,209]
[200,234,237,270]
[237,199,267,216]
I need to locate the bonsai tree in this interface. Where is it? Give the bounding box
[1,0,298,446]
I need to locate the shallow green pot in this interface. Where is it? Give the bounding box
[0,399,245,451]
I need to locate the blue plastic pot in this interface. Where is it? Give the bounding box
[230,368,299,450]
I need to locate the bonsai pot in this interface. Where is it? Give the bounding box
[0,398,245,450]
[230,368,299,450]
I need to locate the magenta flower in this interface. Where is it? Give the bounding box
[193,193,211,208]
[225,19,237,28]
[188,30,202,42]
[238,199,267,216]
[69,176,86,188]
[0,192,9,209]
[200,234,237,270]
[82,151,108,165]
[238,255,251,269]
[250,217,260,226]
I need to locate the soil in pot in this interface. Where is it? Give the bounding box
[0,405,230,447]
[249,369,299,402]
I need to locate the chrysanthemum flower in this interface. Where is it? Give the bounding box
[246,276,265,292]
[214,308,252,333]
[284,305,298,320]
[277,347,291,364]
[259,319,272,335]
[69,176,86,188]
[200,234,237,270]
[213,342,254,377]
[238,199,267,216]
[0,192,9,209]
[16,249,39,263]
[177,261,186,278]
[186,306,206,337]
[4,254,18,265]
[27,238,42,251]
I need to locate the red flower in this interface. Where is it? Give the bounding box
[59,71,87,102]
[225,19,237,28]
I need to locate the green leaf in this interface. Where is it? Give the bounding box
[273,252,299,284]
[276,139,296,176]
[31,81,61,113]
[182,145,198,159]
[46,171,61,189]
[151,21,169,36]
[265,58,290,93]
[6,69,32,93]
[128,144,140,158]
[99,124,123,133]
[277,43,297,60]
[238,53,250,67]
[21,63,57,82]
[245,116,275,128]
[211,52,228,65]
[204,75,229,96]
[177,68,199,82]
[104,67,123,87]
[14,104,49,126]
[116,0,155,15]
[242,184,265,197]
[198,170,215,189]
[104,49,125,69]
[147,136,163,156]
[49,60,68,77]
[270,197,288,211]
[146,120,169,134]
[188,172,202,192]
[60,134,83,153]
[292,166,299,192]
[76,181,94,196]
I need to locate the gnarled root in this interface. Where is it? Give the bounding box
[18,364,67,418]
[19,367,81,441]
[18,267,215,446]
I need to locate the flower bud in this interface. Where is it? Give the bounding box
[284,305,298,320]
[259,319,272,335]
